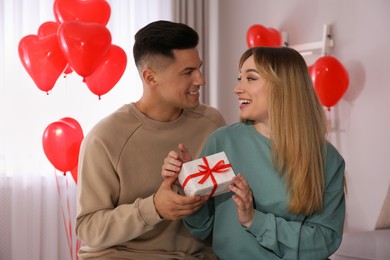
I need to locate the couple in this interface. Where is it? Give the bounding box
[75,20,345,260]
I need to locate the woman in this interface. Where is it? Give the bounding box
[162,47,345,259]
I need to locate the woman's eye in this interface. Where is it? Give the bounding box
[237,75,257,82]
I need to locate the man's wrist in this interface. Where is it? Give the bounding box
[153,193,164,219]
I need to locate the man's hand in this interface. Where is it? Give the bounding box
[154,176,207,220]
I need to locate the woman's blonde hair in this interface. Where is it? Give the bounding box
[239,47,328,215]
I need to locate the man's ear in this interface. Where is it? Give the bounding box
[142,67,157,87]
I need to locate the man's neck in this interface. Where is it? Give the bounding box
[134,100,183,122]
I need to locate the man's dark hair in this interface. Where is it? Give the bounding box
[133,20,199,66]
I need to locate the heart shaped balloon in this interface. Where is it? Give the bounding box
[247,24,282,47]
[308,65,313,75]
[54,0,111,25]
[267,28,282,47]
[37,22,74,77]
[42,117,84,173]
[310,56,349,108]
[63,63,73,77]
[18,34,68,93]
[38,21,59,37]
[85,45,127,99]
[70,166,78,184]
[57,21,112,78]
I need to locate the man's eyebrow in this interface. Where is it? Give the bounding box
[180,67,196,73]
[179,61,203,74]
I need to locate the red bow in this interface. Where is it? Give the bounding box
[182,156,231,197]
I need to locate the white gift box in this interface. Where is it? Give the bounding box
[178,151,236,197]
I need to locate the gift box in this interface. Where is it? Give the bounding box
[178,151,235,197]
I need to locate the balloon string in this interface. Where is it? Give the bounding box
[327,108,332,143]
[66,176,75,260]
[76,238,81,260]
[54,170,74,260]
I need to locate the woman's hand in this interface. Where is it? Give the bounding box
[229,173,254,228]
[161,143,193,179]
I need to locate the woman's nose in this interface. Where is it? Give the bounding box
[233,82,242,95]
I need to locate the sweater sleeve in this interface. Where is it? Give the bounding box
[245,146,346,260]
[184,200,215,240]
[75,132,162,248]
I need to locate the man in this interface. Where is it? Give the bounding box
[75,20,226,259]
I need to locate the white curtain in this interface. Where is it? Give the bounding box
[171,0,219,107]
[0,174,78,260]
[0,0,174,259]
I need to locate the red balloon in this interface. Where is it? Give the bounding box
[63,63,73,77]
[57,21,112,78]
[310,56,349,108]
[70,166,78,184]
[42,117,84,173]
[247,24,281,47]
[85,45,127,99]
[18,34,68,93]
[308,65,313,75]
[267,28,282,47]
[54,0,111,26]
[38,21,59,37]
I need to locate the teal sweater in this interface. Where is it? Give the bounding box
[184,122,345,260]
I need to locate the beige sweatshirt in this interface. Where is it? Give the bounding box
[75,103,226,259]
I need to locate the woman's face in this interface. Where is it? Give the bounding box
[234,55,270,129]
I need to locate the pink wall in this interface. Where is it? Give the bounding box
[210,0,390,232]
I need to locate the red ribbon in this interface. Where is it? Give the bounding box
[182,156,231,197]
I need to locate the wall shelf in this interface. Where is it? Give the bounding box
[282,24,334,57]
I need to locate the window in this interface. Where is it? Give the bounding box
[0,1,173,259]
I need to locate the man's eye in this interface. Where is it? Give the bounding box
[181,69,195,76]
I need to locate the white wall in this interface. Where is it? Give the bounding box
[210,0,390,232]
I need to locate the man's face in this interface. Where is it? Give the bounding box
[154,48,205,110]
